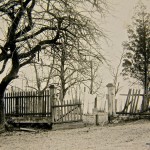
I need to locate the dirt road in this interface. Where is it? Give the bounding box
[0,120,150,150]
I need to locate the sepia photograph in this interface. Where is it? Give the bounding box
[0,0,150,149]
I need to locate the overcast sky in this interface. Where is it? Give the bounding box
[6,0,150,93]
[99,0,150,91]
[103,0,149,61]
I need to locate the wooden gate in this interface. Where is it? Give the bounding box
[52,100,82,124]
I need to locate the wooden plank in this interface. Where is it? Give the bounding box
[11,92,15,113]
[25,91,27,114]
[67,100,69,121]
[22,91,24,116]
[120,94,144,96]
[26,91,30,114]
[134,89,141,113]
[32,91,36,113]
[50,86,55,123]
[28,91,31,114]
[11,92,13,115]
[35,91,37,115]
[53,120,82,124]
[19,92,22,115]
[10,92,13,114]
[79,99,82,120]
[44,90,47,115]
[64,101,66,121]
[30,91,32,115]
[70,100,73,121]
[44,90,46,115]
[19,92,22,116]
[77,99,80,120]
[130,89,136,113]
[76,103,79,120]
[57,101,60,123]
[130,89,141,114]
[52,100,56,122]
[6,115,51,123]
[16,128,37,132]
[24,91,26,116]
[133,90,139,113]
[123,89,132,113]
[4,93,6,115]
[41,91,43,115]
[54,101,57,122]
[52,103,81,107]
[31,91,33,114]
[17,92,20,116]
[47,90,50,116]
[5,93,8,115]
[5,112,51,116]
[73,100,76,121]
[8,92,11,114]
[31,91,34,115]
[61,101,63,123]
[116,112,150,115]
[132,90,140,113]
[15,96,19,117]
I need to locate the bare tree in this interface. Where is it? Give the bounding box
[24,52,56,93]
[0,0,108,126]
[109,50,124,96]
[18,0,107,101]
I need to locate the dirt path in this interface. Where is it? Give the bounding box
[0,120,150,150]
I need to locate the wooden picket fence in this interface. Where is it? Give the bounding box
[4,90,51,117]
[116,89,150,115]
[4,90,82,124]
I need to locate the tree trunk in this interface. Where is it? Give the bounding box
[142,62,149,111]
[0,94,5,127]
[144,77,149,110]
[0,48,20,127]
[60,49,66,101]
[0,82,15,127]
[0,82,9,127]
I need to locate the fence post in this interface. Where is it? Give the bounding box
[50,85,55,124]
[106,83,116,122]
[94,97,99,125]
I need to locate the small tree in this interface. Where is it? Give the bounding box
[122,3,150,109]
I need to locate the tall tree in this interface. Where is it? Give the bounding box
[13,0,107,100]
[0,0,108,127]
[122,3,150,109]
